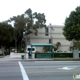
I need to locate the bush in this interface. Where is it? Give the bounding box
[34,52,74,58]
[56,50,62,52]
[54,53,73,58]
[35,51,40,54]
[20,49,25,53]
[35,52,52,58]
[35,51,40,57]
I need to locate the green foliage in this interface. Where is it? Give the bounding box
[0,22,14,47]
[43,46,51,52]
[0,22,14,55]
[35,51,40,58]
[63,6,80,41]
[55,42,61,50]
[73,41,80,48]
[43,42,61,52]
[35,52,73,58]
[53,42,61,51]
[52,46,57,51]
[35,51,40,54]
[8,14,26,52]
[8,8,46,52]
[9,8,46,36]
[24,8,46,35]
[54,53,73,58]
[35,52,52,58]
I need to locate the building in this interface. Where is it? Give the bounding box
[27,25,72,52]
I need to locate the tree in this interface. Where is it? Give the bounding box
[8,14,27,52]
[55,42,61,50]
[73,41,80,49]
[43,42,61,52]
[8,8,46,52]
[63,6,80,41]
[43,46,51,52]
[0,22,14,55]
[52,46,57,51]
[24,8,46,35]
[43,46,57,52]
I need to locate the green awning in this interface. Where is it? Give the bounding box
[31,43,52,47]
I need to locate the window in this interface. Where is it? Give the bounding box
[45,27,49,36]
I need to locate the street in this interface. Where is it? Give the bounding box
[0,60,80,80]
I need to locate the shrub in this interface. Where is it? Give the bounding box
[54,53,73,58]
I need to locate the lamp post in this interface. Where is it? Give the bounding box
[23,30,27,60]
[49,23,54,52]
[49,23,53,44]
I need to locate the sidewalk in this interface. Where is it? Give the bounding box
[0,55,53,61]
[0,55,80,62]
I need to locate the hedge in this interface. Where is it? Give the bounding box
[35,52,73,58]
[53,53,73,58]
[35,52,80,58]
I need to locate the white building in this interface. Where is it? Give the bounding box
[27,25,72,52]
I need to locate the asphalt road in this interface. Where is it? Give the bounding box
[0,60,80,80]
[0,61,22,80]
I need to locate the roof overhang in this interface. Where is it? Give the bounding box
[31,43,52,47]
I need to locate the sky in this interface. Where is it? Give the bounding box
[0,0,80,25]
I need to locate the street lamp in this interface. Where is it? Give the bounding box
[49,23,53,44]
[23,30,27,60]
[49,23,54,53]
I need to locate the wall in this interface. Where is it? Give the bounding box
[29,25,72,51]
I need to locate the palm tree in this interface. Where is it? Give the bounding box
[55,42,61,50]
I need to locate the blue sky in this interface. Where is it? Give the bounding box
[0,0,80,25]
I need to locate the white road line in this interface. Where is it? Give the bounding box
[18,61,29,80]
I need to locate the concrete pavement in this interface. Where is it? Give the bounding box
[0,55,54,62]
[0,55,80,62]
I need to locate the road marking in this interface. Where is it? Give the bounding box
[18,61,29,80]
[58,67,75,70]
[58,67,74,70]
